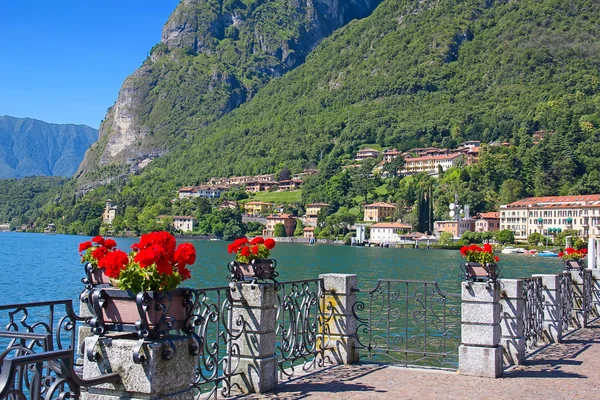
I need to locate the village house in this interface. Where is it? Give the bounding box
[305,203,330,218]
[303,226,315,239]
[102,200,118,225]
[355,148,381,161]
[369,222,413,244]
[475,212,500,232]
[277,179,302,191]
[500,194,600,240]
[178,187,196,199]
[363,202,396,222]
[157,216,196,233]
[382,149,400,162]
[178,186,226,199]
[401,153,465,176]
[0,223,10,232]
[219,201,238,210]
[245,181,276,193]
[434,219,476,238]
[264,214,296,237]
[244,201,272,216]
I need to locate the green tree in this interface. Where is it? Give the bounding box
[294,219,305,236]
[438,231,454,246]
[499,179,524,205]
[527,232,543,245]
[496,230,515,245]
[273,223,287,237]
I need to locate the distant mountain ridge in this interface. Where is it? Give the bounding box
[0,116,98,178]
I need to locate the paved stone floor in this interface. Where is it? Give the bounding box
[233,320,600,399]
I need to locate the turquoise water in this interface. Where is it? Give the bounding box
[0,232,565,306]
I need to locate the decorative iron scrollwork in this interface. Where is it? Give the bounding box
[523,277,544,348]
[559,272,574,332]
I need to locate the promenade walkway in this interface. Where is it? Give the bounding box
[242,319,600,399]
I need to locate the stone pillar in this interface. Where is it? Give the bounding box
[570,269,588,328]
[499,279,525,365]
[319,274,359,365]
[533,274,563,343]
[459,281,503,378]
[229,283,278,394]
[82,335,196,400]
[590,269,600,317]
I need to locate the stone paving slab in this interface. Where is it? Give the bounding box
[228,320,600,399]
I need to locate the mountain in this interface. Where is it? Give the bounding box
[0,116,98,179]
[76,0,383,185]
[138,0,600,184]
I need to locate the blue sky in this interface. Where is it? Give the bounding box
[0,0,180,128]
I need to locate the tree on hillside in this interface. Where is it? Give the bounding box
[277,166,291,181]
[383,156,405,178]
[499,179,524,205]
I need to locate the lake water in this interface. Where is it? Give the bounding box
[0,232,565,307]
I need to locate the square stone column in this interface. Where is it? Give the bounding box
[499,279,525,365]
[459,281,503,378]
[229,283,278,394]
[570,269,588,328]
[82,334,196,400]
[319,274,359,365]
[533,274,563,343]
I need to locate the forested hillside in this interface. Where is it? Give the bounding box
[7,0,600,236]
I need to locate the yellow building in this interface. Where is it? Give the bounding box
[363,202,396,222]
[305,203,329,218]
[264,214,297,237]
[244,201,272,216]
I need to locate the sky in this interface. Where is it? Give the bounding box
[0,0,180,128]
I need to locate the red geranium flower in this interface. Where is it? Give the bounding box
[179,265,191,281]
[91,246,109,262]
[79,241,93,252]
[175,243,196,266]
[241,246,251,257]
[494,256,500,262]
[104,239,117,250]
[264,238,276,250]
[250,237,265,245]
[91,236,105,246]
[460,246,469,256]
[100,250,129,279]
[483,243,492,253]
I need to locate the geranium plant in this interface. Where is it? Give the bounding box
[79,232,196,293]
[79,235,118,269]
[460,243,500,264]
[227,236,276,263]
[558,247,588,261]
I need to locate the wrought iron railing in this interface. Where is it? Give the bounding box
[275,279,333,378]
[522,277,544,348]
[188,286,242,398]
[352,279,461,369]
[0,300,120,399]
[559,272,574,331]
[583,269,593,315]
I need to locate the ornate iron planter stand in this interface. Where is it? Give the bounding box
[84,287,195,363]
[82,262,111,289]
[227,259,278,284]
[461,262,500,283]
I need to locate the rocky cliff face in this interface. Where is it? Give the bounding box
[76,0,382,185]
[0,116,97,179]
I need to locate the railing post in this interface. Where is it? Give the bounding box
[319,273,359,365]
[82,336,197,399]
[229,282,278,394]
[499,279,525,365]
[590,269,600,317]
[533,274,563,343]
[459,281,503,378]
[570,269,588,328]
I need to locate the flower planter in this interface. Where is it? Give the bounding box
[228,259,278,282]
[462,262,499,282]
[564,259,584,271]
[86,287,193,337]
[82,262,111,288]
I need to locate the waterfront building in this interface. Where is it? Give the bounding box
[157,216,196,232]
[434,219,475,238]
[500,195,600,240]
[475,212,500,232]
[264,213,296,237]
[219,201,238,209]
[102,200,118,225]
[401,153,465,176]
[363,202,395,222]
[355,148,380,160]
[303,226,315,239]
[0,223,9,231]
[370,222,412,244]
[244,201,272,216]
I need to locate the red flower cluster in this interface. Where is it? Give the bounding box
[558,247,588,260]
[227,236,276,263]
[100,250,130,279]
[79,235,120,267]
[460,243,499,263]
[131,232,195,280]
